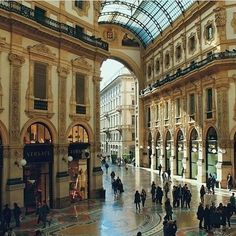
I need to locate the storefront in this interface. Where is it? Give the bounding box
[206,127,218,181]
[165,131,171,171]
[189,129,198,179]
[23,122,53,214]
[176,130,184,176]
[67,125,90,202]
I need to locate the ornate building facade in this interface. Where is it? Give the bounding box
[139,1,236,188]
[100,68,136,163]
[0,0,109,211]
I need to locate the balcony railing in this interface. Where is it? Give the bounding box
[0,1,108,51]
[140,50,236,96]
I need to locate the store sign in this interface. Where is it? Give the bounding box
[24,144,53,163]
[68,143,90,160]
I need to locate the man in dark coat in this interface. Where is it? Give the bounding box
[13,203,21,227]
[2,204,11,229]
[197,202,204,229]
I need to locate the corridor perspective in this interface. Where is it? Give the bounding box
[15,164,236,236]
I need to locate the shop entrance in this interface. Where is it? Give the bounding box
[24,163,52,214]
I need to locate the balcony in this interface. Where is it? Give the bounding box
[140,50,236,96]
[0,1,108,51]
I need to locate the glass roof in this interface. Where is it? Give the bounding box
[98,0,195,47]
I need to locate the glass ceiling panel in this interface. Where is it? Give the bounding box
[99,0,196,47]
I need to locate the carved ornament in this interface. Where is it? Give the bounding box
[28,43,56,60]
[72,56,92,71]
[8,53,25,66]
[214,7,226,27]
[57,66,70,78]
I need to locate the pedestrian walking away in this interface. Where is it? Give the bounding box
[141,189,147,207]
[13,202,22,228]
[134,190,141,212]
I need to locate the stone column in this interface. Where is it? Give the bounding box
[216,84,230,188]
[6,53,25,208]
[54,66,70,208]
[91,75,104,198]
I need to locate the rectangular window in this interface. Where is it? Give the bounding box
[165,102,169,120]
[176,98,181,123]
[147,107,151,127]
[132,115,135,125]
[206,24,213,40]
[132,133,135,141]
[156,104,159,121]
[189,93,195,121]
[76,73,85,104]
[34,62,47,99]
[206,88,213,119]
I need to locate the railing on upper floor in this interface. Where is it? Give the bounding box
[140,50,236,96]
[0,1,109,51]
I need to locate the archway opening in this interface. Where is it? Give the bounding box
[23,122,53,214]
[189,129,198,179]
[165,131,171,171]
[206,127,218,182]
[67,125,90,201]
[176,130,184,176]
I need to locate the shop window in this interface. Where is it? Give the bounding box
[68,125,89,143]
[189,93,195,121]
[24,123,52,144]
[206,88,213,119]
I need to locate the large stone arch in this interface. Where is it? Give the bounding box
[108,50,143,85]
[20,118,58,145]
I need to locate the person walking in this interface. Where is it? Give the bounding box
[158,164,162,177]
[197,202,204,229]
[200,185,206,203]
[13,203,21,228]
[105,162,109,174]
[40,201,51,228]
[140,189,147,207]
[151,181,156,202]
[230,192,236,214]
[134,190,141,212]
[2,204,11,230]
[227,173,233,191]
[164,198,173,220]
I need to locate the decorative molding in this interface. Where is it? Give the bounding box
[103,28,117,42]
[8,53,25,66]
[72,56,92,72]
[57,66,70,78]
[28,43,56,60]
[214,7,226,28]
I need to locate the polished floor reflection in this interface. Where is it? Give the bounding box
[16,164,236,235]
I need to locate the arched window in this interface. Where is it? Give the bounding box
[68,125,89,143]
[24,123,52,144]
[190,128,198,179]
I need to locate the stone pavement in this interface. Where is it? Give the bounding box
[12,164,236,236]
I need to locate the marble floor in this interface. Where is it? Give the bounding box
[15,164,236,236]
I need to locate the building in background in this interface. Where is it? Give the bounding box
[100,68,136,164]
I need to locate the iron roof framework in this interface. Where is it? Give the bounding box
[99,0,195,47]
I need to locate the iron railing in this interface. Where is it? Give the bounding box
[141,50,236,95]
[0,1,108,51]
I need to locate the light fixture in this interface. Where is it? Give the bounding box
[178,147,182,151]
[140,145,143,149]
[62,156,74,162]
[156,146,160,150]
[192,147,198,152]
[211,149,217,154]
[147,146,150,150]
[15,158,27,168]
[219,148,226,154]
